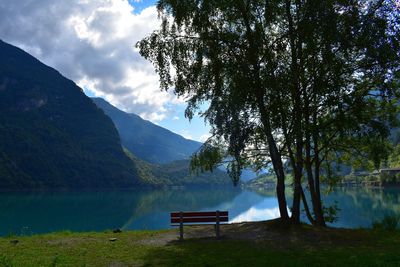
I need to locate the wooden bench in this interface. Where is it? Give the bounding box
[170,210,229,240]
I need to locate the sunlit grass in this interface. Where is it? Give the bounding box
[0,226,399,266]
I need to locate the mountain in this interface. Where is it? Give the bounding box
[92,97,202,164]
[153,160,232,186]
[123,148,231,186]
[91,98,230,185]
[0,40,143,190]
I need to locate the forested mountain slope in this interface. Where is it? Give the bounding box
[92,97,202,164]
[0,40,142,190]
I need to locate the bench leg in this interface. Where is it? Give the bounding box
[179,221,183,241]
[216,210,220,239]
[179,211,184,241]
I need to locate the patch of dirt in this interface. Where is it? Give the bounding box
[139,219,376,249]
[136,231,178,246]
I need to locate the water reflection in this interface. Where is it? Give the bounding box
[230,204,281,223]
[0,187,241,235]
[0,191,141,235]
[323,187,400,228]
[0,186,399,236]
[122,187,241,230]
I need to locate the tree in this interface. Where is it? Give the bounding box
[138,0,400,225]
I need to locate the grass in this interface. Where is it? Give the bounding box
[1,222,400,266]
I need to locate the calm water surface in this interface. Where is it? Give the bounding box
[0,187,399,236]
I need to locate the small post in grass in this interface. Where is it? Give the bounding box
[216,210,220,239]
[179,211,183,241]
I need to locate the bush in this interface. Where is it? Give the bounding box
[323,201,340,223]
[372,215,400,231]
[380,171,397,183]
[395,173,400,183]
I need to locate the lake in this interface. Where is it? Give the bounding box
[0,186,399,236]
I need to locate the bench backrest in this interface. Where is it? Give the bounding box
[170,211,229,225]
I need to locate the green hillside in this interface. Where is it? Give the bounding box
[92,97,230,186]
[0,40,142,190]
[123,148,231,186]
[92,97,201,164]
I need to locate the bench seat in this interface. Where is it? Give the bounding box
[170,210,229,240]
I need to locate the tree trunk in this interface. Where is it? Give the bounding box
[256,91,289,221]
[238,2,289,221]
[302,78,320,225]
[285,0,303,225]
[312,116,326,226]
[291,168,302,224]
[300,186,316,225]
[263,117,290,221]
[314,158,326,226]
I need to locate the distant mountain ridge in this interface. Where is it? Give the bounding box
[0,39,143,189]
[124,148,231,186]
[92,97,202,164]
[92,97,231,185]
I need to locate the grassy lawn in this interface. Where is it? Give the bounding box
[1,222,400,266]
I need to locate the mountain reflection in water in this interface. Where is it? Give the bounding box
[0,186,399,236]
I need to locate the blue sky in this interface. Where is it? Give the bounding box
[129,0,157,13]
[0,0,211,142]
[127,0,211,141]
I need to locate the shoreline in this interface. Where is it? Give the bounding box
[0,184,236,193]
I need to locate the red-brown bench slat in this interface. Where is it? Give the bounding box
[170,210,229,240]
[171,216,229,224]
[170,211,228,218]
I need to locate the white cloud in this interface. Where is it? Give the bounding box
[230,206,291,223]
[0,0,179,121]
[199,133,211,142]
[172,116,179,121]
[230,206,280,223]
[180,130,193,140]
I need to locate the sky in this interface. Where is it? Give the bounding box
[0,0,211,142]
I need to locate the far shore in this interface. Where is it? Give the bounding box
[0,183,234,193]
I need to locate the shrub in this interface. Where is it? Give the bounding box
[372,215,400,231]
[323,201,340,223]
[380,171,396,183]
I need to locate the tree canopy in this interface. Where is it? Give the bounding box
[138,0,400,225]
